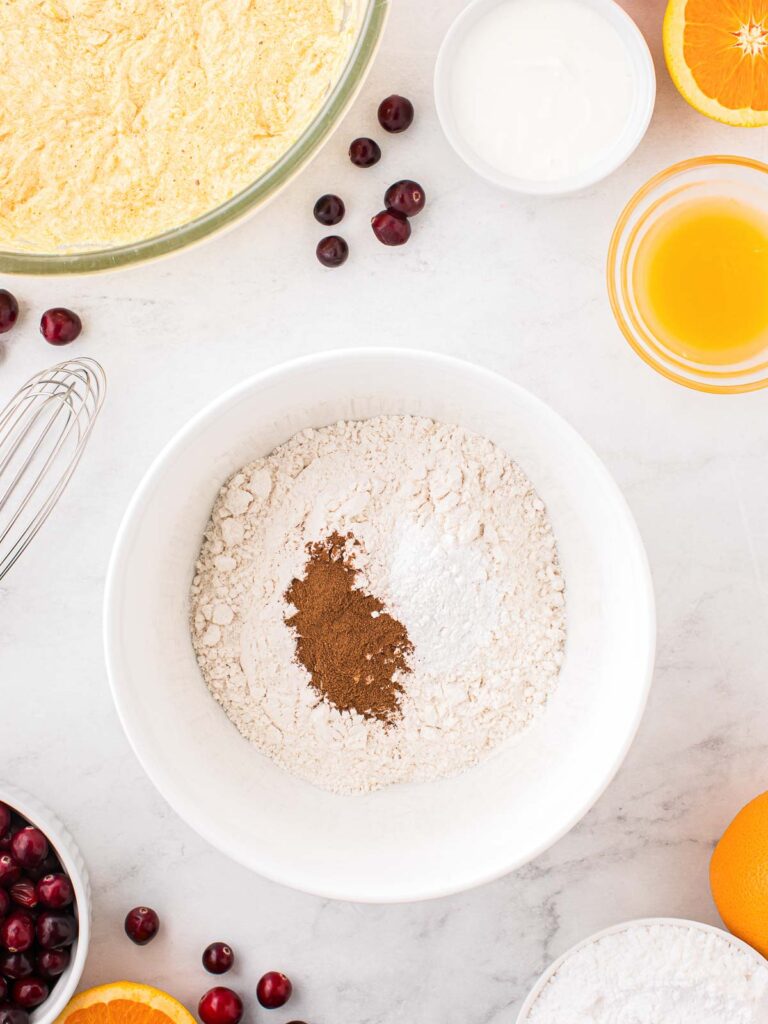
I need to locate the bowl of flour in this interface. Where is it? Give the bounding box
[517,918,768,1023]
[104,349,655,901]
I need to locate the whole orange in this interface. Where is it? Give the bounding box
[710,790,768,958]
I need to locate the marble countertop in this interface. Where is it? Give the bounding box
[2,1,768,1021]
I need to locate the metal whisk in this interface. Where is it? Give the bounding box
[0,357,106,581]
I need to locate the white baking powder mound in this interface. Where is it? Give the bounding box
[190,415,566,793]
[525,922,768,1024]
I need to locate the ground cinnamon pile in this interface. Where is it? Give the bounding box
[284,532,412,723]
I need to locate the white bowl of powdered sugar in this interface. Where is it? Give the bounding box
[104,349,655,902]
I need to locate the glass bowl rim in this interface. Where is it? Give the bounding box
[0,0,388,276]
[607,154,768,394]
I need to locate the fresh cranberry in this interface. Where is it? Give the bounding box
[198,987,243,1024]
[384,180,426,218]
[313,195,345,227]
[316,236,349,268]
[8,883,36,910]
[11,979,48,1010]
[0,913,35,954]
[349,137,381,168]
[202,943,234,975]
[371,210,411,246]
[0,1007,29,1024]
[0,953,34,980]
[35,912,76,950]
[36,948,70,979]
[256,972,292,1009]
[27,853,60,883]
[0,807,10,837]
[40,308,82,346]
[124,906,159,946]
[0,857,21,889]
[378,95,414,133]
[0,292,19,335]
[10,829,48,871]
[36,875,73,910]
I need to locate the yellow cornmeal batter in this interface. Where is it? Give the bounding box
[0,0,357,252]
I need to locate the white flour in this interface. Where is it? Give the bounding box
[190,416,566,793]
[525,922,768,1024]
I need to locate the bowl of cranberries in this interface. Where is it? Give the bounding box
[0,786,90,1024]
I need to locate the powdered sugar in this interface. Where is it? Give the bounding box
[190,415,566,793]
[524,921,768,1024]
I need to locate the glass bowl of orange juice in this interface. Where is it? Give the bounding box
[608,156,768,393]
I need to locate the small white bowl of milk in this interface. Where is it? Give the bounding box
[435,0,655,195]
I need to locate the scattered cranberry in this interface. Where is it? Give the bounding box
[0,954,33,980]
[313,195,345,227]
[316,236,349,268]
[36,875,73,910]
[0,806,10,836]
[0,913,35,954]
[0,857,21,889]
[40,308,82,346]
[378,95,414,133]
[256,972,292,1009]
[10,829,48,871]
[124,906,159,946]
[35,949,70,980]
[385,180,426,218]
[371,210,411,246]
[198,987,243,1024]
[0,1008,29,1024]
[349,137,381,168]
[8,882,36,910]
[0,292,19,335]
[11,979,48,1010]
[35,913,76,951]
[202,943,234,975]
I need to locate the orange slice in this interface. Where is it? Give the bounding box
[54,983,196,1024]
[664,0,768,125]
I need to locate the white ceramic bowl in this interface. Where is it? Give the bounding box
[434,0,656,195]
[104,349,655,902]
[516,917,768,1021]
[0,784,91,1024]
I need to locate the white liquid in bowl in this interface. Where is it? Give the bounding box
[449,0,636,184]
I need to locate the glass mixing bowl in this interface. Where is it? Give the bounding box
[608,155,768,394]
[0,0,387,276]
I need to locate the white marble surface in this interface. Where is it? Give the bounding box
[2,0,768,1021]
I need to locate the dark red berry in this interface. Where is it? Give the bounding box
[0,807,10,837]
[0,913,35,954]
[256,972,292,1009]
[0,890,9,917]
[378,95,414,133]
[349,137,381,168]
[40,308,82,346]
[202,943,234,975]
[198,987,243,1024]
[26,853,60,883]
[36,912,76,950]
[384,180,426,218]
[35,875,73,910]
[36,948,70,980]
[8,883,36,910]
[316,236,349,268]
[124,906,159,946]
[0,1007,29,1024]
[313,195,345,227]
[371,210,411,246]
[0,292,19,335]
[0,953,34,980]
[11,979,48,1010]
[0,857,21,889]
[10,829,48,871]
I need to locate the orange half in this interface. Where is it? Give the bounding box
[664,0,768,125]
[54,983,197,1024]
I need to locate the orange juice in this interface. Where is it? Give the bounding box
[633,195,768,365]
